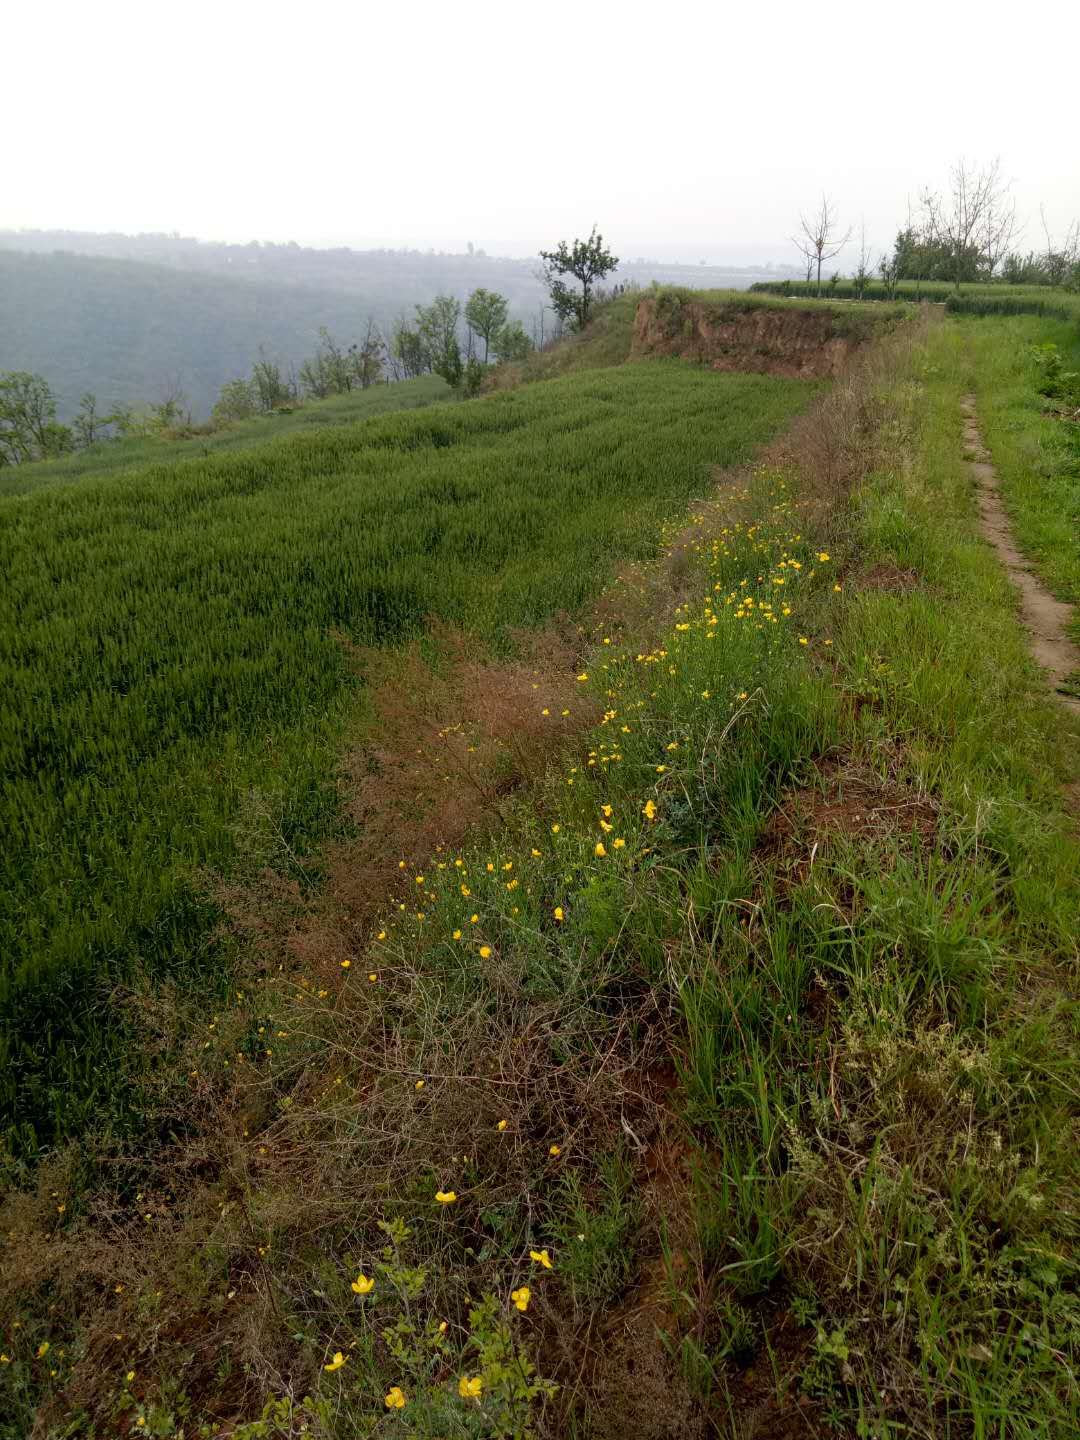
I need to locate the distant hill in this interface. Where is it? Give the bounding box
[0,233,792,419]
[0,227,791,301]
[0,250,398,419]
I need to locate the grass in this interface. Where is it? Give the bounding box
[1,304,1078,1440]
[956,315,1080,624]
[0,376,452,495]
[0,359,818,1157]
[752,276,1080,320]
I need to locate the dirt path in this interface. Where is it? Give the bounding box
[962,395,1080,717]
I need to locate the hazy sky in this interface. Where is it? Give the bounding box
[6,1,1078,266]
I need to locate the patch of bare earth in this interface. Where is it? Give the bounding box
[852,563,920,593]
[757,746,940,897]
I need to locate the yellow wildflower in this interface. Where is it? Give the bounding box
[530,1248,554,1269]
[351,1273,375,1295]
[511,1286,531,1312]
[458,1374,484,1399]
[554,906,564,922]
[497,1119,509,1131]
[385,1385,407,1409]
[595,842,606,857]
[435,1190,458,1204]
[323,1351,347,1372]
[452,929,462,940]
[549,1143,561,1156]
[479,945,492,959]
[643,799,657,822]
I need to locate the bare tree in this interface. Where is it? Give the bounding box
[793,196,852,297]
[982,192,1018,281]
[1040,207,1080,287]
[852,220,874,299]
[920,158,1014,290]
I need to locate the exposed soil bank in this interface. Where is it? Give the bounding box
[632,297,858,377]
[963,394,1080,715]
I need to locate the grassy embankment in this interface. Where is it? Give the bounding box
[1,304,1077,1438]
[0,355,818,1157]
[0,376,452,496]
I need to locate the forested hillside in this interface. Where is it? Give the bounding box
[0,251,399,419]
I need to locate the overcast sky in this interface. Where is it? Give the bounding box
[5,0,1078,266]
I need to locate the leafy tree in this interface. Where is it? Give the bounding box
[251,350,293,411]
[147,378,191,434]
[212,378,258,426]
[493,321,533,362]
[298,353,333,400]
[72,393,112,448]
[878,250,901,300]
[349,318,385,389]
[539,227,618,330]
[462,355,484,398]
[416,295,464,388]
[300,328,350,398]
[0,372,72,465]
[464,288,509,363]
[889,224,979,285]
[392,320,427,379]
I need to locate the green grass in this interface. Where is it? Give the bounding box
[753,276,1080,319]
[0,376,452,495]
[0,360,818,1156]
[958,315,1080,623]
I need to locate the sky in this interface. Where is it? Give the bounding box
[5,0,1078,267]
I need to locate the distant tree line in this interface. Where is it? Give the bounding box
[790,162,1079,298]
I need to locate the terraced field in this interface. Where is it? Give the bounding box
[0,359,818,1152]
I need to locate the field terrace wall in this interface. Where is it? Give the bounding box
[631,293,876,378]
